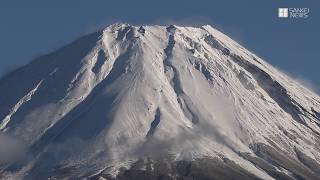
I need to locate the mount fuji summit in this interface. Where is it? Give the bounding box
[0,23,320,180]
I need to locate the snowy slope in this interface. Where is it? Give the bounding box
[0,23,320,180]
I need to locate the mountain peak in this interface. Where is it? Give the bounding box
[1,23,320,180]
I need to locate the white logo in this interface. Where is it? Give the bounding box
[278,8,288,18]
[278,8,310,19]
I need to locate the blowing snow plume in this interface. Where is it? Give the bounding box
[0,132,27,165]
[0,23,320,180]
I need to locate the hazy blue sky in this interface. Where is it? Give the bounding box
[0,0,319,91]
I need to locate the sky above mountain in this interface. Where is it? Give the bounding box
[0,0,319,92]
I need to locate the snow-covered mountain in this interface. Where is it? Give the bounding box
[0,23,320,180]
